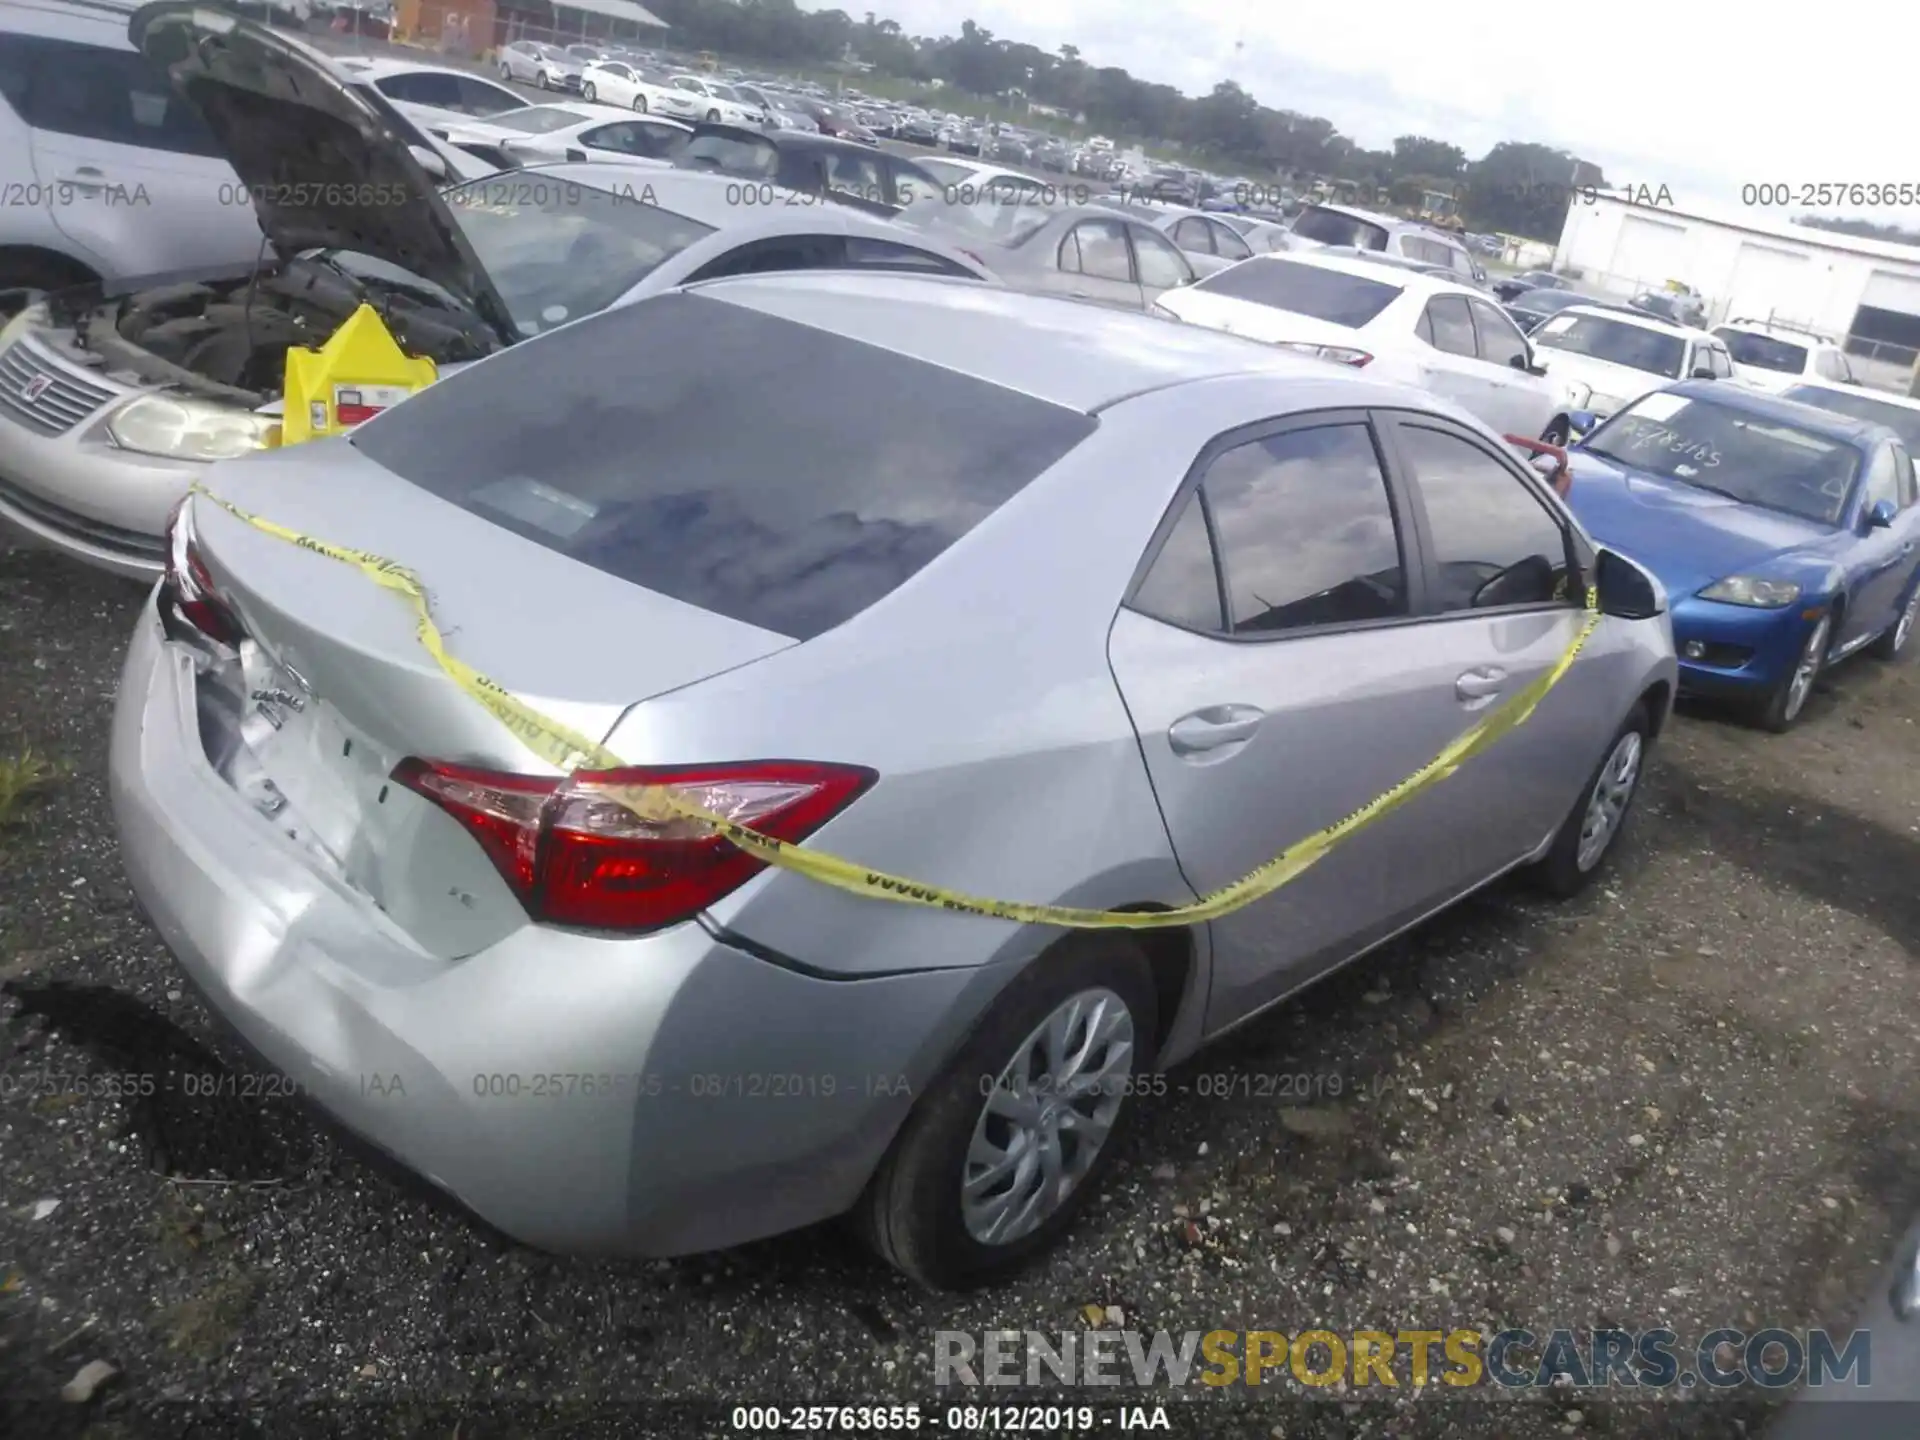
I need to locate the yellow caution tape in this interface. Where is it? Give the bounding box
[187,483,1602,930]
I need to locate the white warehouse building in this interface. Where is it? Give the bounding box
[1553,190,1920,391]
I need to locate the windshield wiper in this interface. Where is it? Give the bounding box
[1668,475,1746,502]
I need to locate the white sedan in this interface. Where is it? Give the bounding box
[1156,250,1575,444]
[436,103,690,170]
[666,74,766,127]
[578,60,704,123]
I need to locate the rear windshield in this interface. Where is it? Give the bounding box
[489,106,590,135]
[1291,206,1390,250]
[1714,329,1809,374]
[678,131,779,178]
[349,293,1097,639]
[1191,258,1401,326]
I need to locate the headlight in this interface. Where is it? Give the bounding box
[106,395,277,462]
[1563,380,1592,408]
[0,301,48,353]
[1698,575,1801,608]
[1150,302,1181,321]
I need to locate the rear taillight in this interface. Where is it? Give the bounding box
[160,496,245,647]
[392,757,874,933]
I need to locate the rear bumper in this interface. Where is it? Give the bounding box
[108,601,983,1256]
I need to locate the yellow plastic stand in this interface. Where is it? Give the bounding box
[280,303,438,447]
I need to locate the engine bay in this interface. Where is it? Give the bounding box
[79,255,503,406]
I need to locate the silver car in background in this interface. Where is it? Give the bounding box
[496,39,582,93]
[113,272,1674,1289]
[899,199,1197,312]
[0,7,991,578]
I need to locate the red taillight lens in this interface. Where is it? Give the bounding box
[161,496,245,646]
[391,757,874,933]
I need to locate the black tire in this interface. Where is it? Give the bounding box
[498,63,512,82]
[1528,702,1651,898]
[705,107,721,122]
[1540,416,1571,447]
[859,935,1159,1290]
[1754,613,1832,732]
[582,82,596,102]
[537,71,551,90]
[0,253,96,316]
[632,94,648,113]
[1869,584,1919,661]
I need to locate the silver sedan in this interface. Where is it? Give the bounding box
[113,272,1675,1289]
[898,199,1198,311]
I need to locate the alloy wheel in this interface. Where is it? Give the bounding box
[1784,616,1830,724]
[1576,730,1642,872]
[582,83,596,101]
[960,987,1135,1246]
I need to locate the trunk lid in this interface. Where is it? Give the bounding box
[130,3,519,347]
[183,440,794,954]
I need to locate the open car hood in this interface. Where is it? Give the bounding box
[130,2,518,347]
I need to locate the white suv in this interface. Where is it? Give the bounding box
[1712,319,1858,393]
[0,0,263,304]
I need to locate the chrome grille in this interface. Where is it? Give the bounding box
[0,338,118,436]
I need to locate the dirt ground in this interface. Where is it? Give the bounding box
[4,530,1920,1440]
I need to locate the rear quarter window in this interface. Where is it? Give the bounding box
[349,292,1097,640]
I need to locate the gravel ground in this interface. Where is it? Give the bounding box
[4,525,1920,1440]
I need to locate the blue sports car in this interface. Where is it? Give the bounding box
[1563,379,1920,730]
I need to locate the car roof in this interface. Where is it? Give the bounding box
[1555,304,1708,338]
[333,55,491,82]
[680,270,1407,411]
[1305,201,1412,230]
[1265,248,1475,297]
[1714,319,1837,346]
[1663,378,1895,445]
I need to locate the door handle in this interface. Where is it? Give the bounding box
[58,167,105,190]
[1455,666,1508,701]
[1168,704,1264,756]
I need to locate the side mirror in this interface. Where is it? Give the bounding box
[1594,547,1664,619]
[1567,409,1598,435]
[1508,352,1530,371]
[1869,498,1898,529]
[407,144,448,181]
[1690,367,1716,380]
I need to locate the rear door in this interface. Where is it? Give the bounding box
[1107,413,1509,1032]
[1416,294,1503,424]
[1054,217,1146,309]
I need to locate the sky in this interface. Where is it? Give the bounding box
[818,0,1920,220]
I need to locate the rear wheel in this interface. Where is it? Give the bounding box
[1869,584,1919,661]
[1528,703,1650,898]
[859,935,1158,1290]
[1756,614,1830,732]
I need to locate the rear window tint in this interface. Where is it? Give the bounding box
[350,292,1097,639]
[679,131,779,178]
[1291,207,1390,249]
[1192,258,1401,326]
